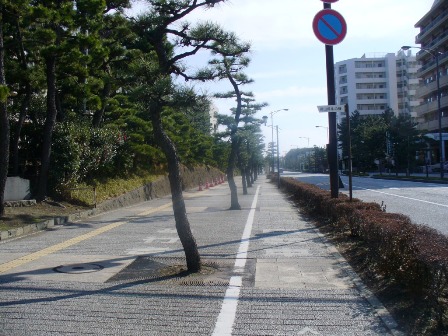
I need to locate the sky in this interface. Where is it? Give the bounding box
[129,0,435,156]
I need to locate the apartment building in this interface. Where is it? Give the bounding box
[209,102,218,133]
[335,52,421,122]
[414,0,448,164]
[335,53,398,120]
[396,50,421,119]
[414,0,448,132]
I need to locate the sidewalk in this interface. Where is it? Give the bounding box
[0,176,399,335]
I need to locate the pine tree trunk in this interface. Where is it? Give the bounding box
[11,85,31,176]
[10,17,31,176]
[37,56,58,201]
[151,108,201,272]
[226,139,241,210]
[0,16,9,216]
[245,169,252,188]
[241,168,247,195]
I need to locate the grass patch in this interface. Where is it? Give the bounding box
[67,172,162,206]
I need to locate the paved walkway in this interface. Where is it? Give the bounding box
[0,176,400,335]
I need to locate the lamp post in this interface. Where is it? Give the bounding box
[402,45,444,179]
[263,109,288,175]
[298,136,310,147]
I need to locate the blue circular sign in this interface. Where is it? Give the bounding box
[313,9,347,45]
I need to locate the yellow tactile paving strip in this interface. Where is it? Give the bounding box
[0,202,172,274]
[0,186,219,274]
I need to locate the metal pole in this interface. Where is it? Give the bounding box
[276,125,280,188]
[436,54,444,179]
[345,104,353,201]
[271,114,275,174]
[324,2,339,198]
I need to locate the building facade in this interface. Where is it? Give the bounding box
[414,0,448,133]
[335,52,422,123]
[396,50,422,119]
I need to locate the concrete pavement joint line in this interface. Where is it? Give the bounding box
[318,233,403,335]
[353,185,448,208]
[0,202,174,274]
[212,186,260,336]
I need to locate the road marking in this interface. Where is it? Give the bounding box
[353,185,448,208]
[143,237,179,244]
[126,247,169,255]
[0,202,173,274]
[212,186,260,336]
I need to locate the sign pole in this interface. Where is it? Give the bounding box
[323,2,339,198]
[345,104,353,201]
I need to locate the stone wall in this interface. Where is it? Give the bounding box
[95,165,223,213]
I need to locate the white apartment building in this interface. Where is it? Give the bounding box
[209,102,218,133]
[396,50,422,119]
[335,52,421,121]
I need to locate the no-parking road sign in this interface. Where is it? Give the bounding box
[313,9,347,45]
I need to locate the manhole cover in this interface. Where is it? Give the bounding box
[54,263,104,274]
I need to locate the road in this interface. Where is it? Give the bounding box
[283,171,448,235]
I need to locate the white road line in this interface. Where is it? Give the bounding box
[212,186,260,336]
[353,185,448,208]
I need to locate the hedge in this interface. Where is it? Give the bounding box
[279,176,448,330]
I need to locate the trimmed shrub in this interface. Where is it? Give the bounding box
[280,176,448,330]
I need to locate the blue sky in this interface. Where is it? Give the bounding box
[129,0,434,155]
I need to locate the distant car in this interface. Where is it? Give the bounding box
[279,168,284,173]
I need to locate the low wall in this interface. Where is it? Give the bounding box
[95,165,223,213]
[1,165,224,241]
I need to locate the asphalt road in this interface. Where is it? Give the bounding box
[283,172,448,235]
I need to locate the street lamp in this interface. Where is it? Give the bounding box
[263,109,288,175]
[315,125,329,141]
[402,45,444,179]
[298,137,310,147]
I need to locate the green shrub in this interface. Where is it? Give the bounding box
[280,177,448,331]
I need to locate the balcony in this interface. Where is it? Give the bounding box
[417,30,448,51]
[355,88,387,94]
[415,9,448,43]
[357,99,388,105]
[416,75,448,98]
[415,95,448,115]
[418,51,448,76]
[417,117,448,132]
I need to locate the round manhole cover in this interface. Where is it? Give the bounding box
[54,263,104,274]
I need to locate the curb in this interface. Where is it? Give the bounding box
[0,208,98,242]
